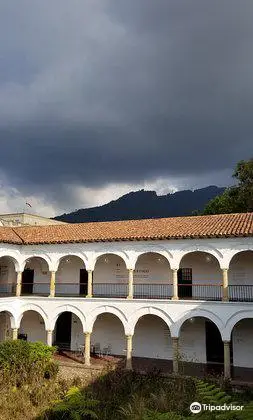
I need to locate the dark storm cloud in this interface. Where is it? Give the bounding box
[0,0,253,201]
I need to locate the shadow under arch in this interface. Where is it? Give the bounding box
[93,252,129,269]
[51,304,86,332]
[56,254,87,270]
[177,251,222,300]
[128,306,173,336]
[22,255,51,271]
[17,303,50,330]
[91,309,126,358]
[177,312,225,375]
[134,251,171,268]
[88,305,128,334]
[174,309,224,338]
[19,309,47,343]
[224,310,253,341]
[0,254,20,272]
[132,312,173,362]
[93,253,129,298]
[0,308,17,329]
[178,246,223,268]
[228,249,253,268]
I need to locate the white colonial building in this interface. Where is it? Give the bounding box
[0,212,252,380]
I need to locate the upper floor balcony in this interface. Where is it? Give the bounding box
[0,249,252,302]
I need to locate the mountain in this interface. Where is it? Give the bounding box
[54,185,225,223]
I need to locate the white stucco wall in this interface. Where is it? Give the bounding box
[0,312,11,340]
[25,258,50,295]
[71,314,84,351]
[0,257,16,293]
[179,318,206,363]
[229,252,253,285]
[232,319,253,368]
[0,234,252,372]
[56,257,85,295]
[70,313,127,355]
[19,310,47,343]
[91,313,125,355]
[0,236,252,300]
[133,314,172,359]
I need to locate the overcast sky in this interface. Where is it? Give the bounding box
[0,0,252,216]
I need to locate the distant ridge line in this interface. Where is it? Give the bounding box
[54,185,226,223]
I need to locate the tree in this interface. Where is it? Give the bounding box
[203,158,253,215]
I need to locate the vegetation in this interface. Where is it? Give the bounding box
[0,340,60,420]
[39,369,253,420]
[204,158,253,215]
[1,342,253,420]
[0,340,58,385]
[41,386,99,420]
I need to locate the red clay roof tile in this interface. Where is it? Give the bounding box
[0,212,251,245]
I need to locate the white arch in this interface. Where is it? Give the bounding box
[128,306,173,336]
[0,253,21,272]
[227,249,253,268]
[133,250,172,269]
[0,306,18,329]
[54,253,87,271]
[92,251,129,270]
[173,309,224,339]
[21,254,52,271]
[177,246,223,269]
[88,305,128,334]
[50,304,87,331]
[17,303,50,330]
[224,310,253,341]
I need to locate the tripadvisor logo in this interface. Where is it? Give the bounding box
[190,402,244,414]
[190,402,202,414]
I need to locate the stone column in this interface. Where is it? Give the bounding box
[223,340,231,379]
[47,330,53,346]
[172,269,178,300]
[222,269,229,302]
[12,328,18,340]
[16,271,22,297]
[84,332,91,366]
[86,270,93,298]
[49,271,56,297]
[127,269,134,299]
[172,337,179,374]
[126,335,133,370]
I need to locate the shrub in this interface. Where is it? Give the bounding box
[0,340,57,385]
[41,386,99,420]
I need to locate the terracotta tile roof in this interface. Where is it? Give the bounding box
[0,212,252,245]
[0,227,23,244]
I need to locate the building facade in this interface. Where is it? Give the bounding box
[0,213,252,380]
[0,212,67,226]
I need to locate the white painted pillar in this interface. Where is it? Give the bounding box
[172,337,179,374]
[86,270,93,298]
[172,269,178,300]
[223,340,231,379]
[16,271,22,297]
[47,330,53,346]
[84,332,91,366]
[222,269,229,302]
[127,269,134,299]
[49,271,56,297]
[126,335,133,370]
[12,328,18,340]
